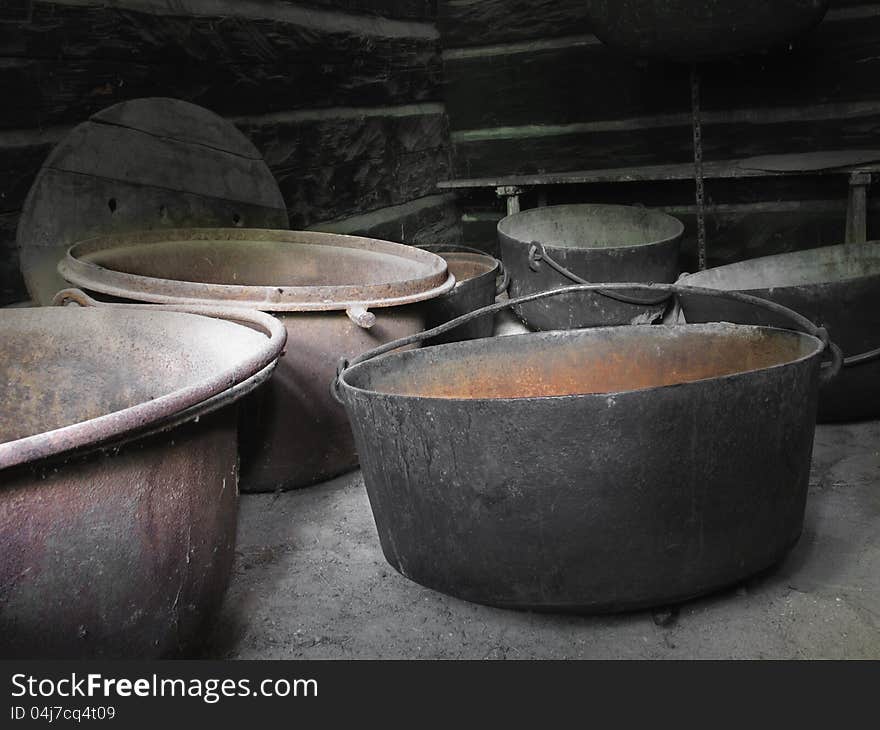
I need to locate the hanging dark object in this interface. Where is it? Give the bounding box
[584,0,830,63]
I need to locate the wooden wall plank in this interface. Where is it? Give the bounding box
[451,106,880,177]
[276,146,450,228]
[0,2,441,129]
[0,3,439,61]
[295,0,436,20]
[0,110,450,225]
[438,0,590,47]
[239,113,450,227]
[310,193,461,245]
[0,1,453,304]
[438,0,871,49]
[443,42,687,131]
[443,8,880,132]
[238,111,448,174]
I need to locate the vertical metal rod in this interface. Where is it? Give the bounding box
[691,65,708,270]
[845,172,871,244]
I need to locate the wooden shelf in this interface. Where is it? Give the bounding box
[439,154,878,244]
[437,157,880,190]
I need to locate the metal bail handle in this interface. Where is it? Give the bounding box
[844,345,880,368]
[331,282,844,402]
[527,242,673,306]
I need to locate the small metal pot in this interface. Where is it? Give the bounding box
[498,204,683,330]
[335,284,839,612]
[679,242,880,422]
[58,228,454,492]
[418,244,507,345]
[0,299,285,658]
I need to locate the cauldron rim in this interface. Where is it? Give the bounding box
[498,203,685,252]
[339,322,824,403]
[0,305,284,472]
[59,227,455,312]
[680,241,880,291]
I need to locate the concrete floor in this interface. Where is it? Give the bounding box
[206,419,880,659]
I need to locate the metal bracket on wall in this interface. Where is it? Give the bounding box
[496,186,523,217]
[845,172,872,244]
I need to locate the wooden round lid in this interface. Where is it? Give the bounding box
[17,97,288,304]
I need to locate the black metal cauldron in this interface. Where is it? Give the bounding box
[679,242,880,422]
[418,244,507,345]
[498,205,683,331]
[335,284,839,613]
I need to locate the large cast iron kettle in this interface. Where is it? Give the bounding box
[334,284,840,612]
[584,0,830,62]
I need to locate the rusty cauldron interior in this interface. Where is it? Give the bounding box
[498,204,683,331]
[58,228,454,492]
[0,305,285,658]
[679,242,880,422]
[338,323,826,612]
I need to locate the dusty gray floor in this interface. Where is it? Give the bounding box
[206,420,880,659]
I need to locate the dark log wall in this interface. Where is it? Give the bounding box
[439,0,880,266]
[0,0,457,304]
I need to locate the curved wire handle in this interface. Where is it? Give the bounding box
[844,346,880,367]
[332,282,843,403]
[528,242,673,306]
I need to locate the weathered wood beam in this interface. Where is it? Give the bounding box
[438,0,591,47]
[0,105,451,220]
[450,102,880,178]
[39,0,438,39]
[0,1,442,129]
[443,9,880,132]
[309,193,461,245]
[437,0,880,48]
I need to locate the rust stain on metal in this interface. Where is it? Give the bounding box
[356,325,816,400]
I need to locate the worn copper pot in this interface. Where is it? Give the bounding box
[336,284,839,612]
[58,228,454,491]
[679,242,880,422]
[0,301,286,658]
[498,204,683,330]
